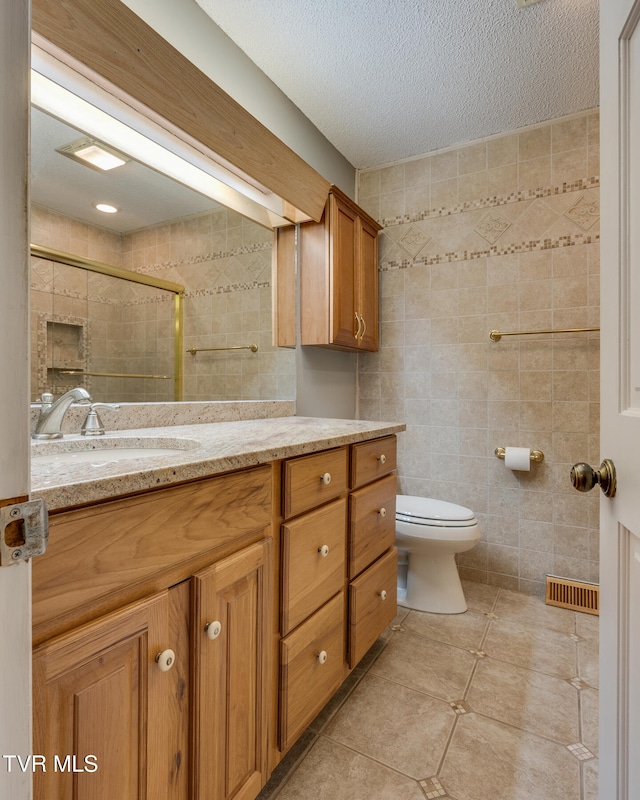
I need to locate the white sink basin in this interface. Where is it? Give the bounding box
[31,437,200,466]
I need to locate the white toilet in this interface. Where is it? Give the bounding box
[395,495,480,614]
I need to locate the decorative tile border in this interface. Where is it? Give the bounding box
[378,177,600,229]
[474,211,512,244]
[564,194,600,230]
[185,280,271,299]
[379,231,599,272]
[133,241,272,277]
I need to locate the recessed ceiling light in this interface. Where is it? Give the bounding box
[515,0,546,7]
[57,136,129,171]
[95,203,119,214]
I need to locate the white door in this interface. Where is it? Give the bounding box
[599,1,640,798]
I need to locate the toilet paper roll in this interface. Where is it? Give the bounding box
[504,446,531,471]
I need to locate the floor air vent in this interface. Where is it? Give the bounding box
[545,576,599,615]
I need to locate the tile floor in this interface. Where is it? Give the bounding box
[259,581,599,800]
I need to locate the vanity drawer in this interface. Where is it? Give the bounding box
[350,435,397,489]
[281,498,346,636]
[279,591,345,751]
[348,548,397,669]
[282,447,348,519]
[349,473,397,579]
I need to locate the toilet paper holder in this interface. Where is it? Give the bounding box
[495,447,544,463]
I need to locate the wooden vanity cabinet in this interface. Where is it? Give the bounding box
[275,185,382,352]
[347,436,398,668]
[32,466,274,800]
[275,435,398,754]
[33,433,400,799]
[278,447,348,751]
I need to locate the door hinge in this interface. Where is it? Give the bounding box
[0,499,49,566]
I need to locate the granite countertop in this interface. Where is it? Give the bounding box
[31,416,405,511]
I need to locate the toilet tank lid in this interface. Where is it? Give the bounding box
[396,495,476,522]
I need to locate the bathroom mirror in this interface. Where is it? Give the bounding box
[29,105,296,403]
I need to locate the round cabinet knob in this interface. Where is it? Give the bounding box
[317,650,328,665]
[155,649,176,672]
[320,472,332,486]
[318,544,330,557]
[570,459,617,498]
[204,620,222,640]
[378,590,388,601]
[378,454,387,465]
[378,507,387,518]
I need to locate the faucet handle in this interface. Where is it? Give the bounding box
[81,403,120,436]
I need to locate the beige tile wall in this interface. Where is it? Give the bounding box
[357,110,600,596]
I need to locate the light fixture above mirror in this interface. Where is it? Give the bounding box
[56,136,129,172]
[31,37,295,230]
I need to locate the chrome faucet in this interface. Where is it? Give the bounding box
[32,387,92,439]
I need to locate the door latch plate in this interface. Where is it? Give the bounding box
[0,499,49,566]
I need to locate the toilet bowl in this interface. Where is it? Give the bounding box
[396,495,480,614]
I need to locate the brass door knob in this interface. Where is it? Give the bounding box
[570,459,617,498]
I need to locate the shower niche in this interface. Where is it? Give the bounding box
[36,314,88,398]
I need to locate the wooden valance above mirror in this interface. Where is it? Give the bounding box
[31,0,330,224]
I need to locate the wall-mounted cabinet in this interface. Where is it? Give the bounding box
[274,186,382,352]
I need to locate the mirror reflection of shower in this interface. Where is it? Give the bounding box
[30,246,183,403]
[29,105,296,404]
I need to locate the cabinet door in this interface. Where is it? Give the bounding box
[192,538,271,800]
[330,192,360,349]
[356,215,380,351]
[33,591,179,800]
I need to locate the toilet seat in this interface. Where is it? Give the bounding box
[396,496,477,528]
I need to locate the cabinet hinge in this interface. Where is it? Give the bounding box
[0,498,49,566]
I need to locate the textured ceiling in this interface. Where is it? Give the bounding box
[195,0,599,169]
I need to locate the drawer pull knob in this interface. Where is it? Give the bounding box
[320,472,332,486]
[318,544,330,557]
[378,590,388,601]
[317,650,328,665]
[155,649,176,672]
[205,620,222,640]
[378,454,387,464]
[378,507,387,517]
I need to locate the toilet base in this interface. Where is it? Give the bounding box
[397,551,468,614]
